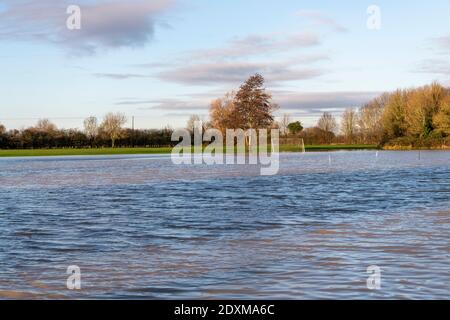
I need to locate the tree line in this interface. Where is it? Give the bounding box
[205,76,449,147]
[0,114,174,149]
[1,76,449,149]
[337,82,450,147]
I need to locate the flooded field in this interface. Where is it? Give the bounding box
[0,151,449,299]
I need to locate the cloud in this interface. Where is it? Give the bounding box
[146,99,208,111]
[116,98,208,111]
[130,62,175,68]
[116,99,157,105]
[416,35,450,77]
[434,35,450,52]
[187,32,321,61]
[163,112,203,118]
[273,90,381,115]
[130,30,327,86]
[94,73,150,79]
[274,90,381,127]
[0,0,174,54]
[296,10,347,33]
[416,59,450,76]
[157,60,325,86]
[116,91,380,124]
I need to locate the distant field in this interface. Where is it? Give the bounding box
[0,145,379,157]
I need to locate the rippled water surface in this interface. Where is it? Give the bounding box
[0,151,449,299]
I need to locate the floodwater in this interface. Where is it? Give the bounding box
[0,151,448,299]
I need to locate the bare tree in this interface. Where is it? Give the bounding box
[358,94,387,143]
[341,108,358,143]
[317,112,337,144]
[35,119,57,132]
[83,116,98,139]
[317,112,337,133]
[100,112,127,148]
[279,114,291,137]
[0,123,5,135]
[83,116,98,147]
[186,114,201,133]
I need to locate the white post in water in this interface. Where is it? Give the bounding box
[300,138,305,154]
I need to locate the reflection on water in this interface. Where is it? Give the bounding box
[0,151,449,299]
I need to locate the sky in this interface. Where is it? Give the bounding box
[0,0,449,130]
